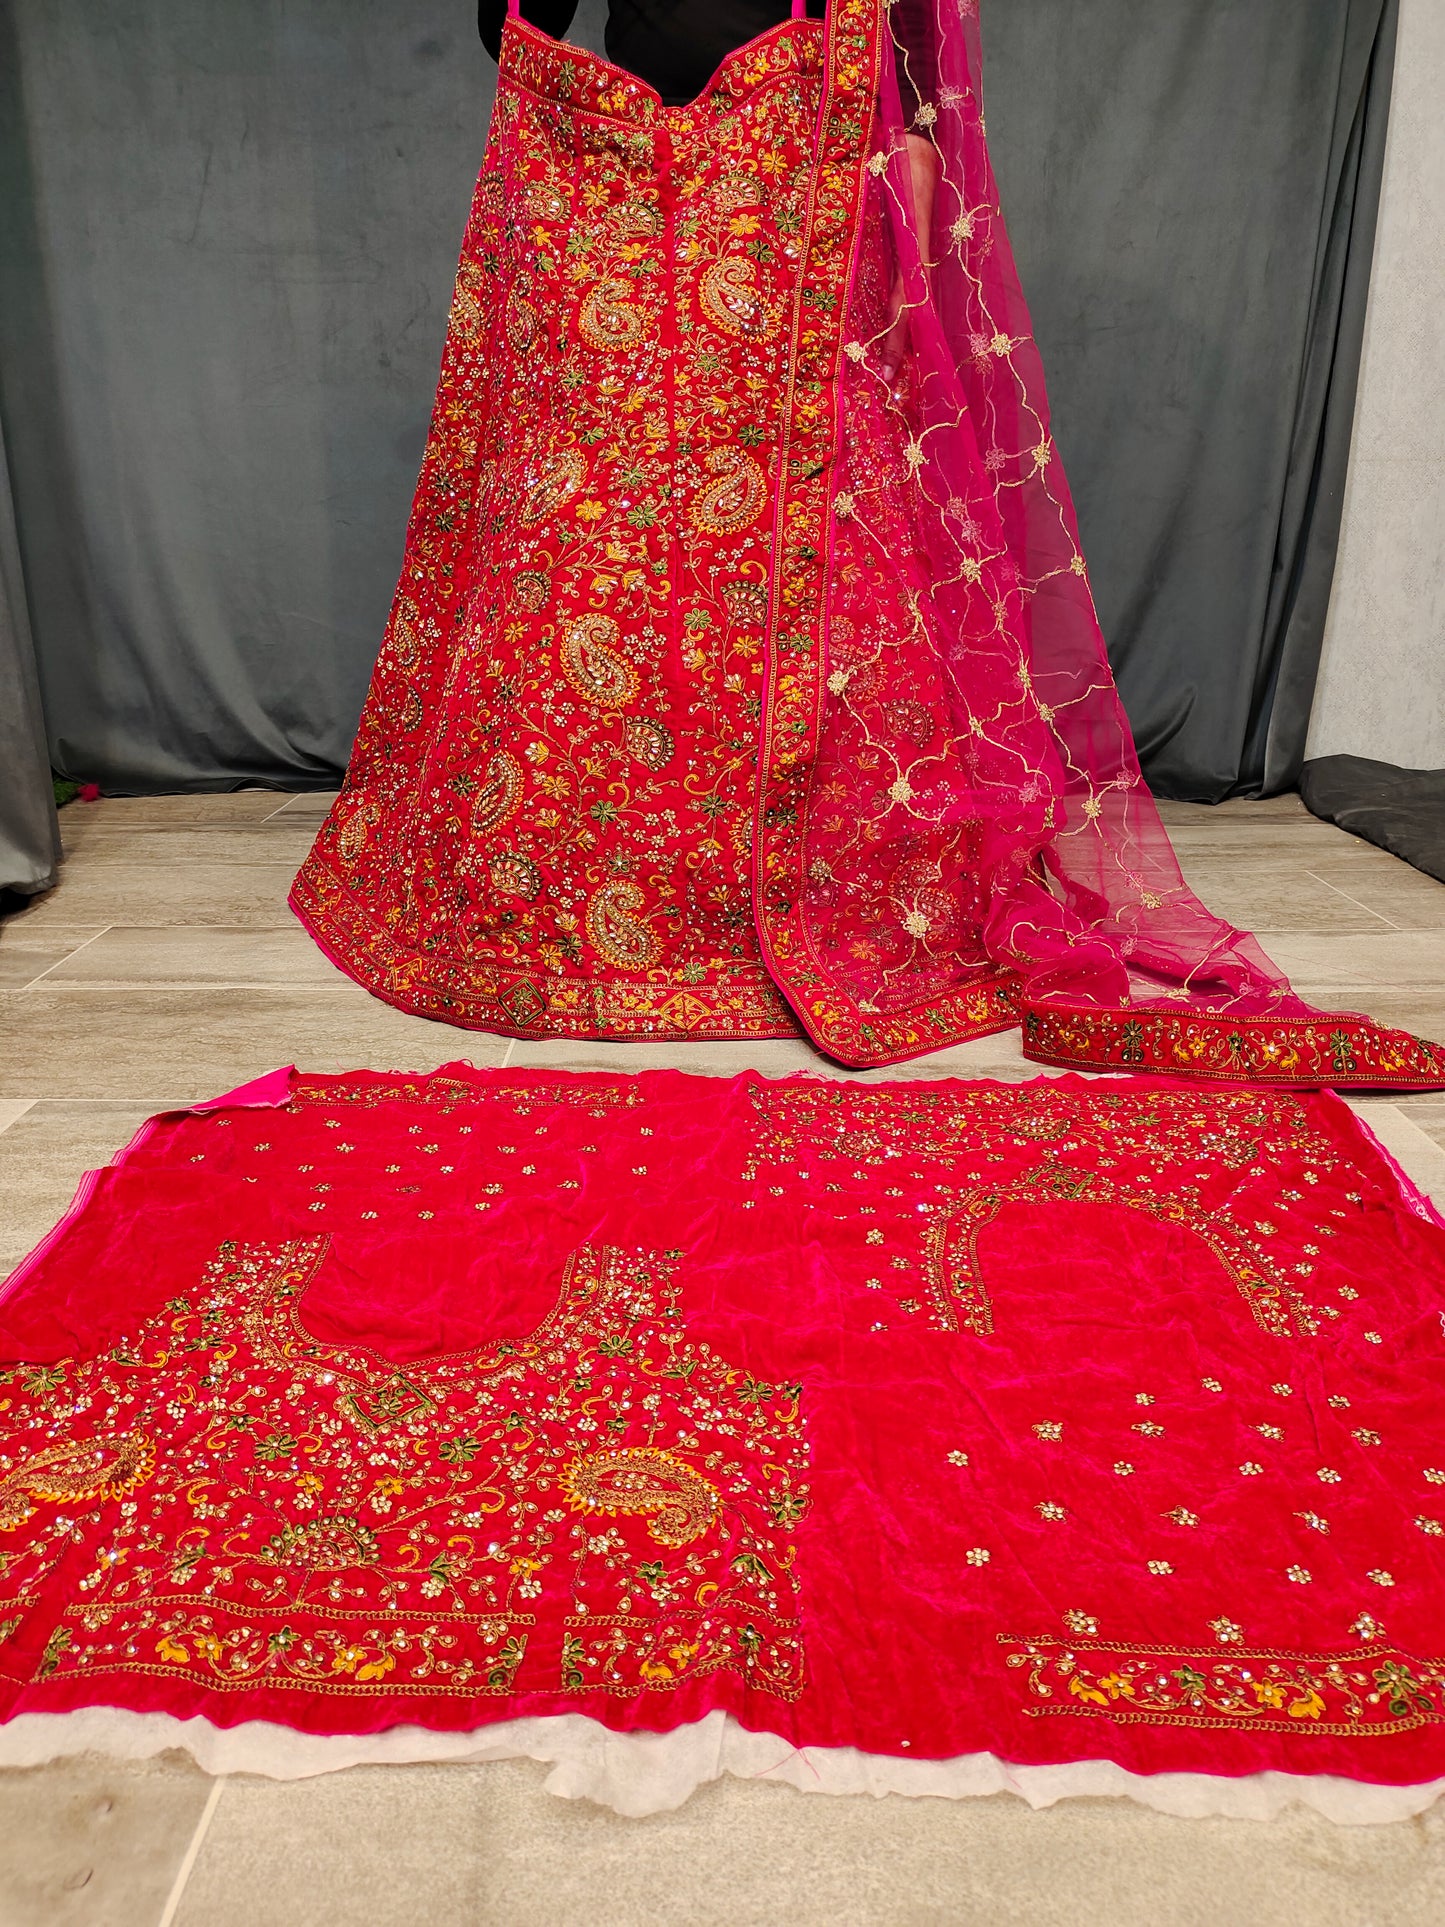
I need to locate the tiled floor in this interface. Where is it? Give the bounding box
[2,789,1445,1924]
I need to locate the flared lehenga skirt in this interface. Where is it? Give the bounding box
[292,1,1445,1087]
[292,18,851,1046]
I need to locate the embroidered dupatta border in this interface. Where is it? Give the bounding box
[1022,1005,1445,1089]
[750,0,1021,1071]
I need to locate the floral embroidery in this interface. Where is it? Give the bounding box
[1003,1636,1445,1736]
[0,1240,808,1704]
[1023,1007,1445,1091]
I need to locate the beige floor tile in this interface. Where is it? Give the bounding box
[1257,931,1445,987]
[0,1099,38,1136]
[1290,985,1445,1040]
[505,1032,1042,1084]
[265,791,341,824]
[39,925,347,989]
[1297,854,1445,932]
[1345,1099,1445,1209]
[10,864,302,931]
[0,1753,214,1927]
[0,1101,178,1259]
[0,988,509,1101]
[1393,1095,1445,1153]
[57,790,299,829]
[0,926,108,989]
[1174,859,1396,932]
[1154,794,1315,824]
[168,1758,1445,1927]
[56,825,318,865]
[1164,831,1358,868]
[856,1040,1038,1082]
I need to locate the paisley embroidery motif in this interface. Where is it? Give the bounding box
[884,697,935,747]
[506,272,539,354]
[257,1515,381,1572]
[690,447,768,535]
[699,256,780,340]
[474,751,524,834]
[449,259,488,347]
[511,571,551,614]
[713,169,764,211]
[579,277,649,353]
[608,198,664,237]
[472,169,504,224]
[586,879,660,971]
[337,797,379,864]
[624,716,675,771]
[721,577,768,627]
[387,595,422,669]
[520,447,586,525]
[560,1446,719,1548]
[561,615,641,709]
[0,1434,155,1532]
[490,850,542,901]
[519,178,569,222]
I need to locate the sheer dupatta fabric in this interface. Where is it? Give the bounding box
[755,0,1443,1086]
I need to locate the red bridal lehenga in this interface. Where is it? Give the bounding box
[7,0,1445,1830]
[287,0,1442,1086]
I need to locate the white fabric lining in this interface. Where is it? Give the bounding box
[1,1706,1442,1825]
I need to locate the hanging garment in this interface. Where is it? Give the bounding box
[2,1064,1445,1818]
[290,0,1445,1086]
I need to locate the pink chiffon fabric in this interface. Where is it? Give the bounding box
[809,0,1293,1013]
[762,0,1441,1080]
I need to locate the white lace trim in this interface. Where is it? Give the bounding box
[1,1706,1442,1824]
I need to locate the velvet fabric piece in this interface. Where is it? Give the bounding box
[2,1065,1444,1793]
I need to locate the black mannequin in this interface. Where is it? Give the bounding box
[476,0,931,113]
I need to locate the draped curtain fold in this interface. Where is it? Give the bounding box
[981,0,1397,798]
[0,417,59,898]
[0,0,1395,801]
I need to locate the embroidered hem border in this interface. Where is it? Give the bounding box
[289,867,800,1042]
[1022,1007,1445,1091]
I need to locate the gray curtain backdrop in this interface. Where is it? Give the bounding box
[0,417,59,895]
[0,0,1394,816]
[984,0,1396,799]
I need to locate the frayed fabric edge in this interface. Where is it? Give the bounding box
[0,1707,1442,1825]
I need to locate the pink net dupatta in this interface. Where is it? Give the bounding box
[752,0,1444,1088]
